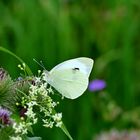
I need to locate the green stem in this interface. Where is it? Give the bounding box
[52,109,73,140]
[0,46,33,76]
[60,123,73,140]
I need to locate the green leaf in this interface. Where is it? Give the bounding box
[0,69,17,111]
[0,46,33,76]
[0,126,14,140]
[60,123,73,140]
[28,125,34,135]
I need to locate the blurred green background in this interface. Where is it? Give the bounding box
[0,0,140,140]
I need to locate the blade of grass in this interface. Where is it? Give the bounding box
[52,109,73,140]
[60,123,73,140]
[0,46,33,76]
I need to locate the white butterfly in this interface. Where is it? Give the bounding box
[44,57,94,99]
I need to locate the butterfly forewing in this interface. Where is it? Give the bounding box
[50,57,93,77]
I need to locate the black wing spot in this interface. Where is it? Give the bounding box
[72,67,80,71]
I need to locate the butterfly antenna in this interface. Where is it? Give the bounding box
[40,61,46,69]
[33,58,46,70]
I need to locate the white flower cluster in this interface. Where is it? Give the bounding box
[29,76,63,128]
[10,122,32,140]
[52,113,62,127]
[11,73,62,139]
[30,76,62,129]
[13,122,28,134]
[10,135,22,140]
[42,112,62,128]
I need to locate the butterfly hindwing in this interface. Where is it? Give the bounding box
[48,69,88,99]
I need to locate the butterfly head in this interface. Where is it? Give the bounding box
[42,70,50,82]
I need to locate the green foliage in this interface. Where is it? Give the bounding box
[0,47,33,76]
[0,126,13,140]
[0,0,140,140]
[0,68,16,111]
[60,121,73,140]
[0,47,73,139]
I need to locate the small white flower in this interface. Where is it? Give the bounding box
[43,119,54,128]
[30,85,38,94]
[44,110,50,117]
[27,101,37,107]
[52,102,57,108]
[52,113,62,122]
[56,121,62,127]
[13,122,28,135]
[22,128,28,135]
[10,136,22,140]
[25,107,35,119]
[33,118,38,124]
[35,77,41,83]
[38,84,48,96]
[47,87,54,94]
[40,106,45,112]
[42,72,48,81]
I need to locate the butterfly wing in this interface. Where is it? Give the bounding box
[47,57,94,99]
[50,57,93,77]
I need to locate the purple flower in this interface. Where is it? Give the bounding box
[0,68,7,81]
[0,107,12,125]
[88,79,106,92]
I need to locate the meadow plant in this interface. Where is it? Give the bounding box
[0,67,65,140]
[0,47,73,140]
